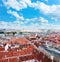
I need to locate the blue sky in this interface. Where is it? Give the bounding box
[0,0,60,30]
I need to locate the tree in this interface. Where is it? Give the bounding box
[19,32,23,34]
[0,32,4,34]
[12,32,16,36]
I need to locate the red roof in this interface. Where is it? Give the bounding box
[10,37,28,44]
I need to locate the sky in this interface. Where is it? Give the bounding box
[0,0,60,30]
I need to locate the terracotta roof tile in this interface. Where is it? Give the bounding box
[10,37,28,44]
[0,59,8,62]
[9,58,19,62]
[0,47,5,51]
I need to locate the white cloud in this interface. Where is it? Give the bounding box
[5,0,60,21]
[39,17,48,23]
[33,2,57,14]
[24,18,37,24]
[2,0,27,11]
[0,21,9,29]
[2,0,37,11]
[39,24,60,29]
[22,0,31,5]
[51,17,58,21]
[3,0,60,18]
[49,24,60,29]
[0,21,24,29]
[7,10,24,20]
[32,1,60,21]
[24,17,48,24]
[0,21,36,30]
[0,16,50,30]
[21,23,40,30]
[3,0,21,10]
[0,20,60,30]
[45,0,48,2]
[2,0,60,30]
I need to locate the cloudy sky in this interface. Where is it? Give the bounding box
[0,0,60,30]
